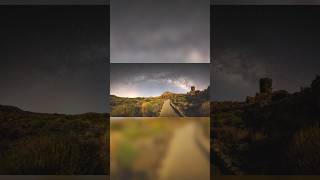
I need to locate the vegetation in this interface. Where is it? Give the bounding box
[0,105,108,175]
[286,124,320,174]
[110,88,210,117]
[211,76,320,175]
[170,94,210,117]
[110,118,184,179]
[111,117,210,179]
[110,95,164,117]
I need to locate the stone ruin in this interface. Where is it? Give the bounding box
[260,78,273,94]
[246,77,288,105]
[187,86,200,96]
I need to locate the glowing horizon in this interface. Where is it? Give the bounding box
[110,64,210,98]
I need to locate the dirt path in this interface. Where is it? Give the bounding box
[158,122,210,180]
[159,99,180,117]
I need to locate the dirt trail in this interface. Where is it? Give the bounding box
[159,99,180,117]
[158,122,210,180]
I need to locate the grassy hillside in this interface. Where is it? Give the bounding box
[110,96,164,117]
[211,76,320,174]
[0,105,108,175]
[110,89,210,117]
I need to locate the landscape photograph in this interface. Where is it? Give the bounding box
[110,63,210,117]
[0,6,109,175]
[110,63,210,179]
[110,117,210,180]
[110,0,209,63]
[211,5,320,175]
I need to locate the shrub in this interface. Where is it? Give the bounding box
[111,104,141,117]
[199,101,210,116]
[0,134,106,175]
[141,102,153,117]
[214,112,244,127]
[286,124,320,174]
[152,104,161,116]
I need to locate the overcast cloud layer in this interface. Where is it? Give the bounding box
[111,64,210,97]
[111,0,210,63]
[212,6,320,101]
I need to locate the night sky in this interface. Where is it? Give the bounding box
[213,0,320,5]
[0,0,108,5]
[3,4,320,112]
[212,6,320,101]
[110,64,210,97]
[0,6,109,114]
[110,0,210,63]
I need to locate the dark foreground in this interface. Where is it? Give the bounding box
[211,76,320,175]
[0,105,108,175]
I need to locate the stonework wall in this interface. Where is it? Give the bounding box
[260,78,272,94]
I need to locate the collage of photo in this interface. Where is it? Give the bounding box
[0,0,319,180]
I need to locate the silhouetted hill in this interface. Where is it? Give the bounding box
[0,105,23,113]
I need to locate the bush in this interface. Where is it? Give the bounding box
[111,104,141,117]
[141,102,153,117]
[199,101,210,116]
[286,124,320,174]
[0,134,106,175]
[214,112,244,127]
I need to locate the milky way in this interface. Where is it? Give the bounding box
[212,6,320,101]
[110,64,210,97]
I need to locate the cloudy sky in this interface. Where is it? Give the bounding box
[0,6,109,114]
[110,0,210,63]
[111,64,209,97]
[212,6,320,101]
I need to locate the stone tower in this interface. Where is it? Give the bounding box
[191,86,195,92]
[260,78,272,94]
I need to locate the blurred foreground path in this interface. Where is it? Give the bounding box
[159,99,181,117]
[159,122,210,180]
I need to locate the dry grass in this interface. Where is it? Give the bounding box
[0,110,108,175]
[286,124,320,174]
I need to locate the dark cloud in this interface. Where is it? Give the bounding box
[212,6,320,101]
[0,6,109,114]
[111,0,210,63]
[111,64,210,97]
